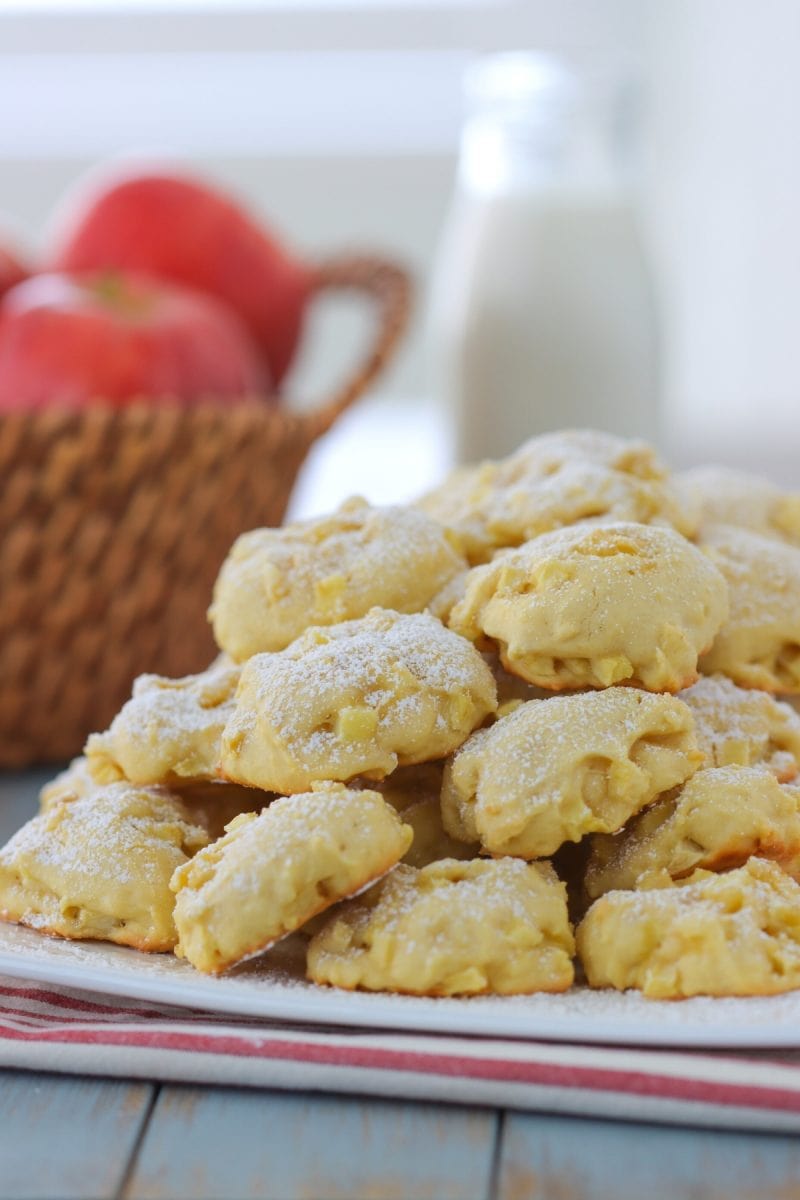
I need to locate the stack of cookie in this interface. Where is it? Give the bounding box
[5,429,800,1000]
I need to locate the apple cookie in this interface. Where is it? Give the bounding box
[449,522,728,692]
[307,858,574,995]
[678,465,800,547]
[680,674,800,780]
[584,766,800,899]
[85,660,241,787]
[441,688,701,859]
[171,784,412,974]
[219,608,497,795]
[577,858,800,998]
[210,497,467,661]
[39,756,263,844]
[419,429,695,564]
[0,783,208,951]
[699,525,800,692]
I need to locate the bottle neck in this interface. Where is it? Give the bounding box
[459,116,560,192]
[459,108,636,198]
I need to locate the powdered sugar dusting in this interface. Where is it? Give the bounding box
[680,673,800,774]
[242,608,496,749]
[86,662,240,784]
[211,498,466,658]
[1,784,207,889]
[419,431,694,563]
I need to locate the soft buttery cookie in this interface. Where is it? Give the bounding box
[577,858,800,998]
[698,525,800,692]
[40,758,262,842]
[677,465,800,547]
[0,784,208,951]
[419,429,695,564]
[219,608,497,794]
[585,766,800,899]
[210,497,466,661]
[442,688,701,859]
[171,784,412,974]
[680,674,800,780]
[307,858,574,995]
[777,783,800,882]
[85,661,241,786]
[449,522,728,692]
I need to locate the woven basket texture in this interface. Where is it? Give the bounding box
[0,255,411,767]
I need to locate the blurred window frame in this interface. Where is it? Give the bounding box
[0,1,642,158]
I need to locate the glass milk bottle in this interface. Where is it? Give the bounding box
[429,53,658,463]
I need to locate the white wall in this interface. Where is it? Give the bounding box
[644,0,800,478]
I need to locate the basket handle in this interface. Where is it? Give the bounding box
[299,254,413,440]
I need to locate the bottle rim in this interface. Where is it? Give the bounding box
[464,52,580,123]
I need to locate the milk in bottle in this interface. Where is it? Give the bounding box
[429,54,658,463]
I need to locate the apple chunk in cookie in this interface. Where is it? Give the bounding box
[449,521,728,692]
[218,608,497,795]
[170,784,412,975]
[442,688,702,859]
[0,783,208,952]
[210,497,467,660]
[307,858,575,996]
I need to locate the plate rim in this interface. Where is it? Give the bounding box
[2,925,800,1049]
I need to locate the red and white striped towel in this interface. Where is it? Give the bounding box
[3,975,800,1131]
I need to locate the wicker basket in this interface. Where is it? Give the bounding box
[0,255,411,767]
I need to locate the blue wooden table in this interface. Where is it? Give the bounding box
[2,772,800,1200]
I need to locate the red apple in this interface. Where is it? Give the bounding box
[46,168,312,386]
[0,241,28,300]
[0,270,268,410]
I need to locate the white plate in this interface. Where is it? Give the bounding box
[2,921,800,1047]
